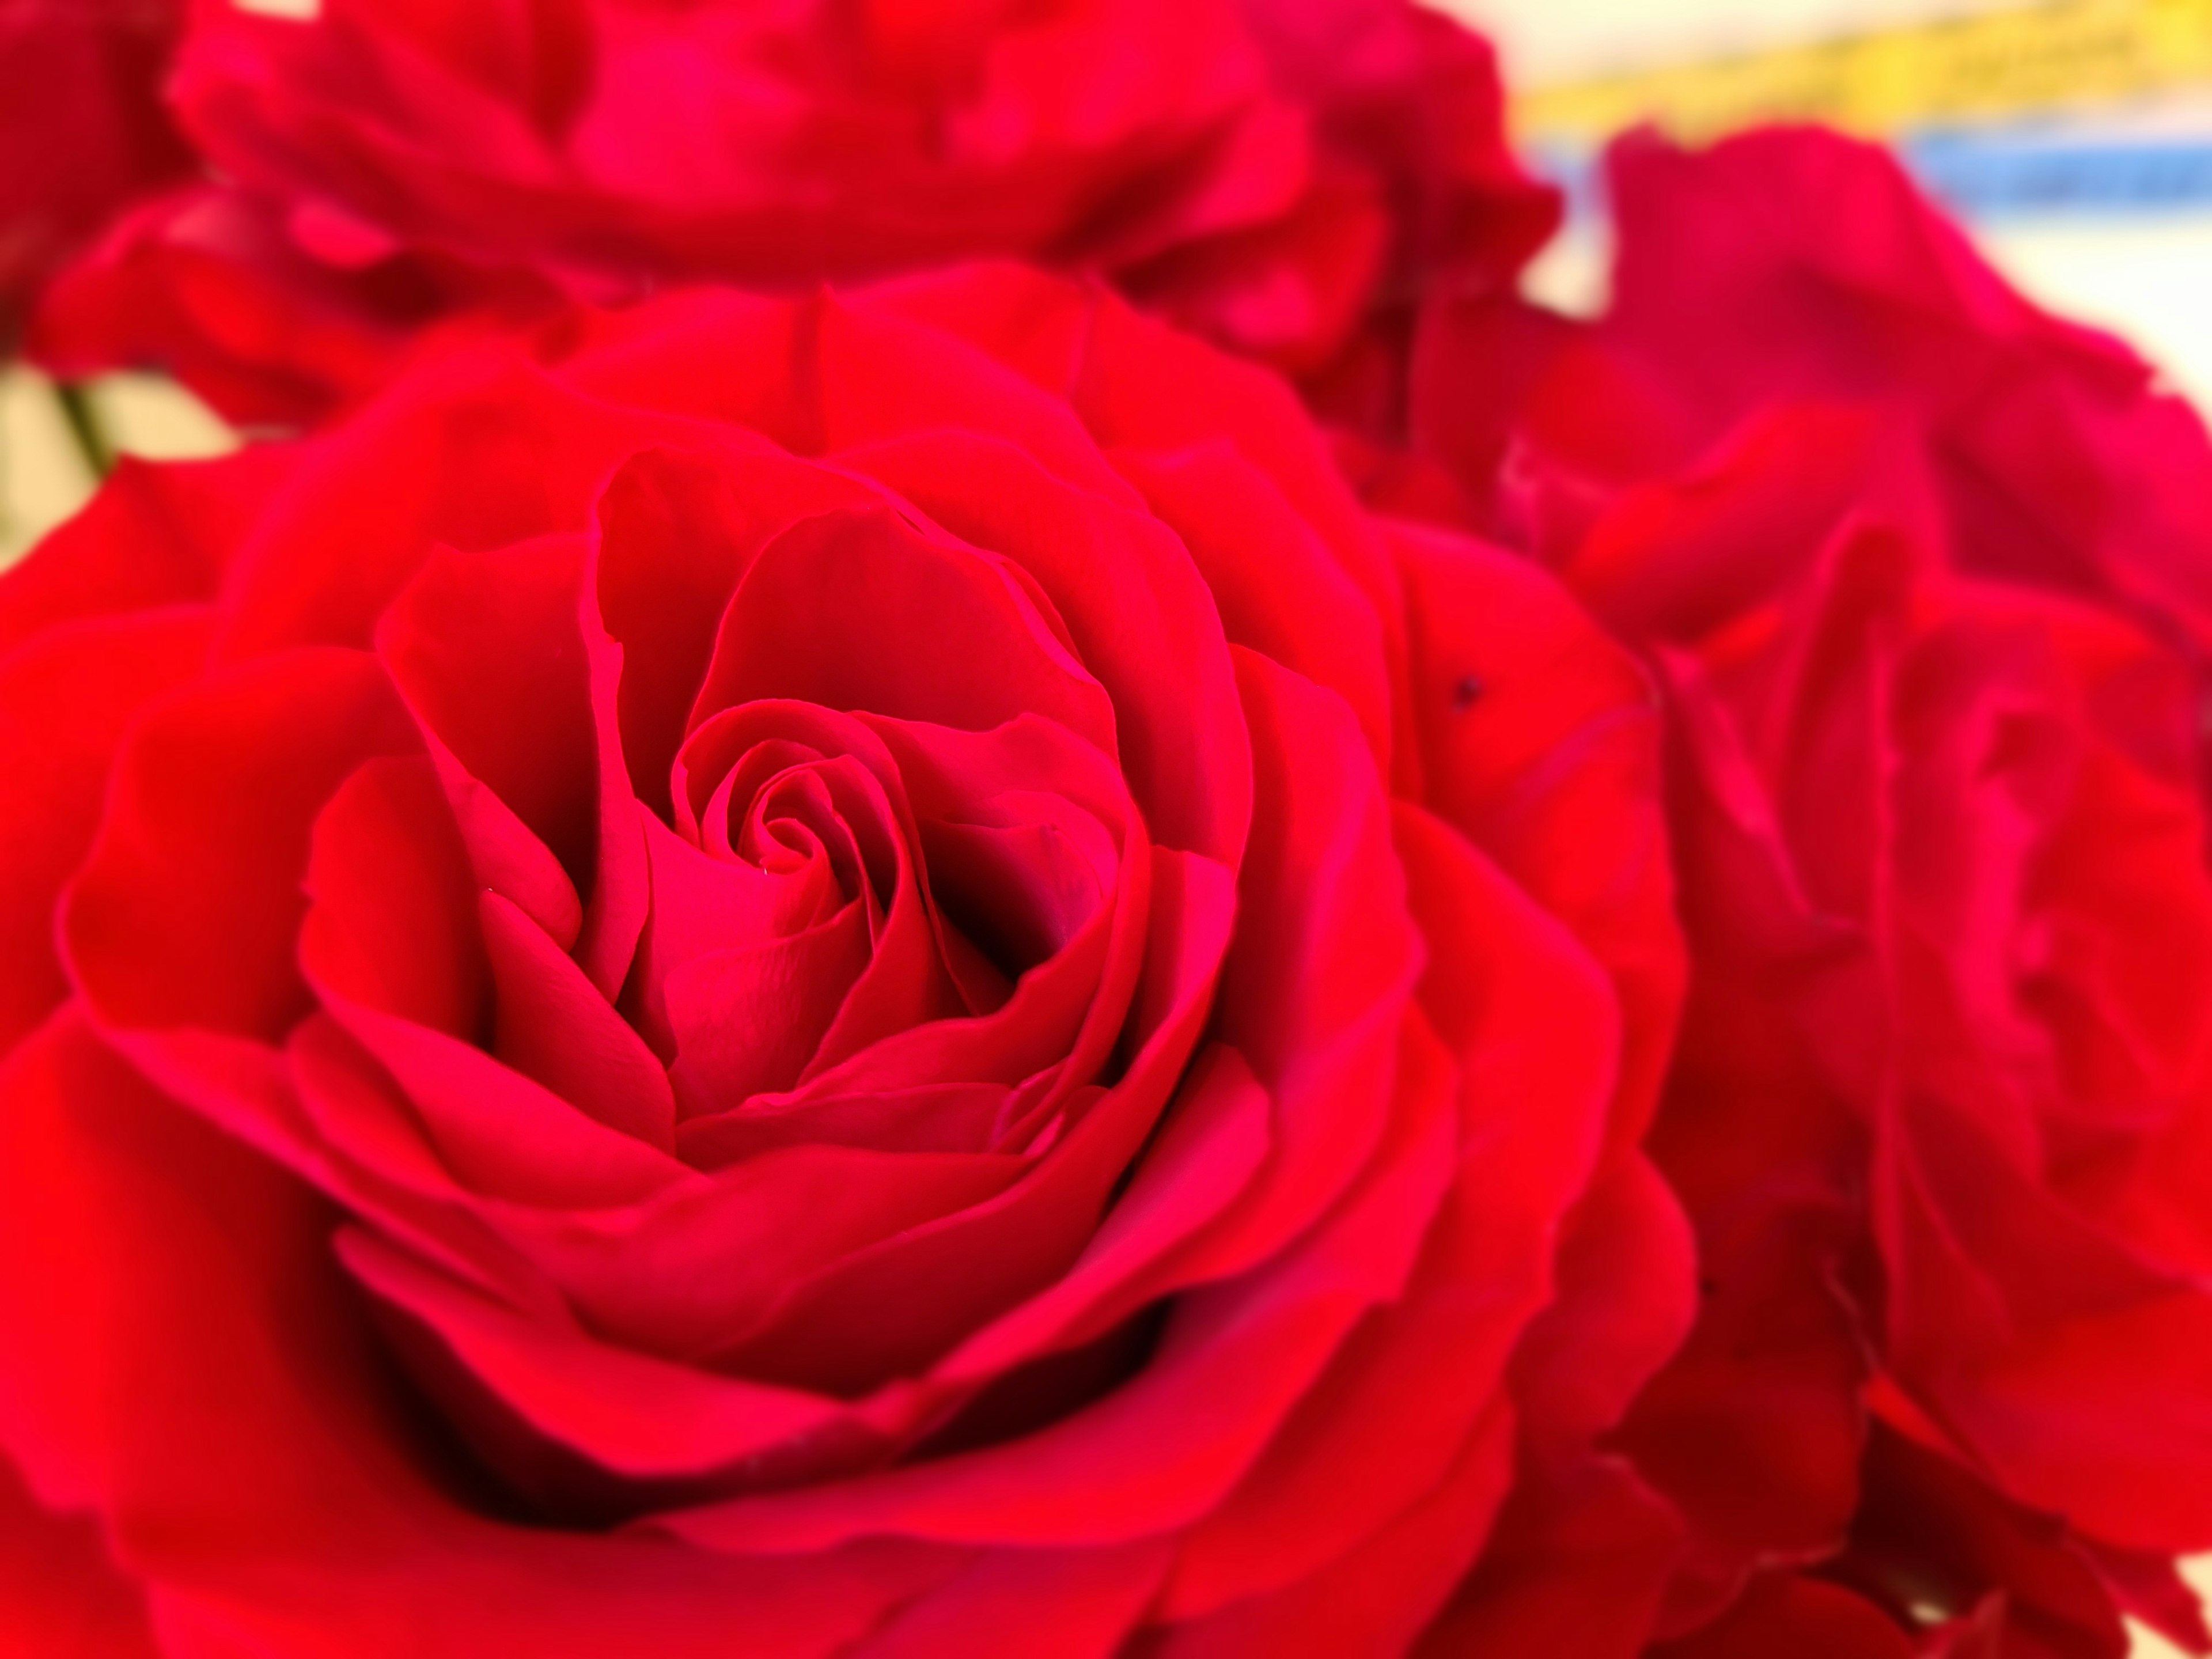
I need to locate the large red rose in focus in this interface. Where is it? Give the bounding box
[1393,127,2212,1656]
[0,0,193,349]
[0,266,1683,1653]
[31,0,1555,427]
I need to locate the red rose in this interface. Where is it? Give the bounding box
[1396,127,2212,659]
[0,265,1680,1653]
[0,0,193,349]
[31,0,1555,428]
[1394,128,2212,1653]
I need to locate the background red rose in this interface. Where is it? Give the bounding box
[0,0,192,351]
[29,0,1555,428]
[0,265,1680,1654]
[1384,127,2212,1655]
[1388,127,2212,664]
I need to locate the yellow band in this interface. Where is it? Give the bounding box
[1516,0,2212,143]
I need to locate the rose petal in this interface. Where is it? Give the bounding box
[692,503,1118,762]
[695,819,1215,1392]
[562,290,1132,504]
[657,979,1456,1553]
[334,1226,912,1499]
[0,1009,970,1657]
[0,449,287,651]
[0,1449,158,1659]
[590,445,884,819]
[1116,440,1393,770]
[1160,647,1422,1283]
[377,534,600,897]
[1646,1575,1916,1659]
[65,646,417,1044]
[860,1541,1175,1659]
[300,753,486,1040]
[1421,1456,1684,1658]
[1396,519,1681,1150]
[1158,803,1618,1620]
[480,890,676,1152]
[842,426,1252,867]
[0,608,212,1054]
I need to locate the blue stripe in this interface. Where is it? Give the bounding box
[1524,132,2212,225]
[1900,131,2212,217]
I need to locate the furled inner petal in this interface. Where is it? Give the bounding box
[688,502,1119,762]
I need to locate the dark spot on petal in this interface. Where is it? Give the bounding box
[1453,674,1484,711]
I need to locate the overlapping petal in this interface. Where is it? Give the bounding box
[0,267,1680,1654]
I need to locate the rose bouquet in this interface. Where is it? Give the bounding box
[2,3,2209,1656]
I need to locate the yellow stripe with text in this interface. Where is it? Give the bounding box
[1517,0,2212,143]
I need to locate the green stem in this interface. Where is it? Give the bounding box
[53,381,113,482]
